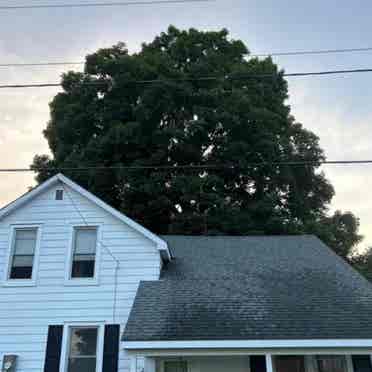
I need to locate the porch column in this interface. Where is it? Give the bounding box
[144,357,156,372]
[265,354,274,372]
[346,355,354,372]
[130,355,137,372]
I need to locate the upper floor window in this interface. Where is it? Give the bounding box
[9,228,38,280]
[71,227,98,279]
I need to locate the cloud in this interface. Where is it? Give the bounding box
[0,45,61,207]
[289,79,372,250]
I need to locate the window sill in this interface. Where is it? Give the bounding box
[2,280,36,287]
[64,278,99,287]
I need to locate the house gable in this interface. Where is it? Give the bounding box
[0,173,170,261]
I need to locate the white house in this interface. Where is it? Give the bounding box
[1,173,372,372]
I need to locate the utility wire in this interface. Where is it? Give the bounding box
[0,62,84,67]
[0,0,212,10]
[2,47,372,68]
[251,47,372,58]
[1,68,372,89]
[3,160,372,173]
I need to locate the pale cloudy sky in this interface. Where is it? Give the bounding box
[1,0,372,250]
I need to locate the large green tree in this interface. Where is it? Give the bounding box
[33,26,362,261]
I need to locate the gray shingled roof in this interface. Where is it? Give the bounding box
[122,235,372,341]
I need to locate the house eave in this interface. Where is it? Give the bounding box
[122,339,372,351]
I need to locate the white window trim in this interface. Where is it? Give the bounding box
[64,224,102,286]
[2,224,42,287]
[59,322,105,372]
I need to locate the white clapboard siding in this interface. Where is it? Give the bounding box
[0,181,162,372]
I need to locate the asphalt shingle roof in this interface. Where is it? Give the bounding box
[122,235,372,341]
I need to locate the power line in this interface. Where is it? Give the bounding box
[0,83,62,89]
[1,68,372,89]
[283,68,372,77]
[0,0,212,10]
[251,47,372,58]
[0,62,84,67]
[3,159,372,173]
[3,46,372,68]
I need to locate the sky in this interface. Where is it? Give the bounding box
[1,0,372,250]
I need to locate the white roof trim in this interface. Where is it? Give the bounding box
[0,173,170,260]
[122,339,372,350]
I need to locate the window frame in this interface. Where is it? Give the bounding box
[59,322,104,372]
[3,224,42,287]
[64,224,101,286]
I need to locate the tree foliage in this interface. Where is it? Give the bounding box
[350,247,372,282]
[33,26,364,266]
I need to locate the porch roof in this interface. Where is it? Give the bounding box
[122,235,372,342]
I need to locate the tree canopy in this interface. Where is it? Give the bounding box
[33,26,363,263]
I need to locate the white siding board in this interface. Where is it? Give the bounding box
[0,182,162,372]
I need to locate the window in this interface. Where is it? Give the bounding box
[70,227,97,279]
[164,361,188,372]
[67,327,98,372]
[317,356,347,372]
[56,190,64,200]
[9,228,38,279]
[352,355,372,372]
[275,356,305,372]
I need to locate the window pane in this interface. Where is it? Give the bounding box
[275,356,305,372]
[250,356,267,372]
[352,356,372,372]
[70,328,98,356]
[74,229,97,255]
[9,228,37,279]
[12,255,34,267]
[14,229,37,255]
[71,260,95,278]
[164,361,188,372]
[68,357,96,372]
[71,228,97,279]
[16,229,37,241]
[74,254,96,262]
[10,265,33,279]
[317,356,347,372]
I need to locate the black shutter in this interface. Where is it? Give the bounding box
[102,324,120,372]
[353,355,372,372]
[44,325,63,372]
[250,355,267,372]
